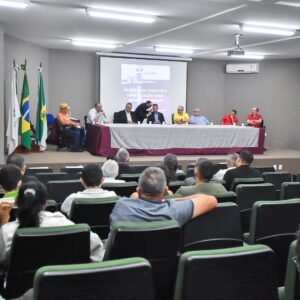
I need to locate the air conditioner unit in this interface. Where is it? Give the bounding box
[225,63,260,74]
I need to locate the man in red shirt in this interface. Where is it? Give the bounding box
[221,109,238,125]
[247,107,263,128]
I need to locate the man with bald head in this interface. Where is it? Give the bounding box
[189,108,209,125]
[247,107,263,128]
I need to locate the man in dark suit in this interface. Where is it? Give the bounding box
[114,103,137,124]
[223,150,261,190]
[147,104,165,124]
[134,100,152,123]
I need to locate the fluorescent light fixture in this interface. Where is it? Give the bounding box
[154,46,194,55]
[89,6,157,16]
[230,54,265,60]
[241,24,295,36]
[244,21,297,30]
[86,8,156,23]
[275,1,300,7]
[0,0,29,8]
[71,39,120,49]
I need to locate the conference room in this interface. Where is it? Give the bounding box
[1,0,300,299]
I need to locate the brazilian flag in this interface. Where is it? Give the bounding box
[19,67,31,150]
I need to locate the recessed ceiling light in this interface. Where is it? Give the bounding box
[71,39,120,49]
[154,46,195,54]
[0,0,29,9]
[241,24,296,36]
[275,1,300,7]
[86,8,156,23]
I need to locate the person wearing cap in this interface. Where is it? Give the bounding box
[188,108,209,125]
[57,103,85,152]
[173,106,189,124]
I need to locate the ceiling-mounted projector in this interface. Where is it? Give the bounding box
[227,34,244,56]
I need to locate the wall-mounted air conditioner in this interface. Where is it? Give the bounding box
[225,63,260,74]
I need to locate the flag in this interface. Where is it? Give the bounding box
[19,65,31,150]
[36,67,47,151]
[6,65,21,155]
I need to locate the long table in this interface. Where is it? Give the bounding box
[86,123,265,156]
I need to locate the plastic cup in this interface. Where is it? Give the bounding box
[278,164,283,170]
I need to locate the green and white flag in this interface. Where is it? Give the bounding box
[6,64,21,154]
[35,66,47,151]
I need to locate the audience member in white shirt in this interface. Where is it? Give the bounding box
[61,164,116,216]
[102,160,126,184]
[87,102,108,125]
[213,153,239,180]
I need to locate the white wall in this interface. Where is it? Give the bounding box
[0,27,4,163]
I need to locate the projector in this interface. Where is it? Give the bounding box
[227,47,245,56]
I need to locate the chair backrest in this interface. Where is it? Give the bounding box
[46,113,55,125]
[215,191,237,203]
[263,171,292,190]
[105,220,180,300]
[169,181,185,193]
[182,203,242,252]
[102,182,138,197]
[236,183,277,233]
[281,182,300,200]
[35,172,70,185]
[69,197,119,239]
[249,199,300,285]
[255,166,276,175]
[60,166,84,175]
[33,258,155,300]
[186,168,194,178]
[131,165,150,173]
[118,173,141,182]
[25,167,53,176]
[212,162,227,174]
[165,194,183,199]
[4,224,91,299]
[47,180,84,204]
[174,245,278,300]
[230,177,264,191]
[296,172,300,182]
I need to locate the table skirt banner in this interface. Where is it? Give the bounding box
[86,124,265,156]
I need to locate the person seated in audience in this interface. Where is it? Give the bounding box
[134,100,153,123]
[56,103,85,152]
[110,167,217,226]
[221,109,238,125]
[176,160,227,196]
[0,165,22,202]
[61,164,116,217]
[0,181,104,266]
[163,153,179,182]
[102,160,126,184]
[114,102,137,124]
[188,108,209,125]
[6,153,38,184]
[87,102,108,125]
[213,153,239,180]
[115,148,135,176]
[223,150,261,190]
[173,105,189,124]
[146,104,165,124]
[247,107,263,128]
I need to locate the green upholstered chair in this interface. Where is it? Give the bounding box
[118,173,141,182]
[60,166,84,176]
[105,220,180,300]
[102,182,138,197]
[33,257,155,300]
[230,177,264,192]
[281,182,300,200]
[248,199,300,286]
[263,172,292,198]
[255,166,276,175]
[25,167,53,176]
[174,245,278,300]
[215,191,237,203]
[69,196,119,239]
[182,203,243,252]
[164,194,183,199]
[0,224,91,299]
[35,172,70,185]
[236,183,277,233]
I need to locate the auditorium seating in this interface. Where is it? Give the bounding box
[69,196,119,239]
[212,162,227,174]
[174,245,279,300]
[131,164,150,173]
[119,173,141,182]
[25,166,53,176]
[255,166,276,175]
[186,168,194,178]
[60,166,84,175]
[296,172,300,182]
[104,220,180,300]
[169,181,186,193]
[262,171,292,191]
[35,172,70,185]
[278,241,300,300]
[230,177,264,191]
[215,191,237,203]
[47,180,84,205]
[236,183,277,233]
[102,182,138,197]
[182,203,243,252]
[33,258,155,300]
[247,199,300,285]
[280,182,300,200]
[0,224,91,299]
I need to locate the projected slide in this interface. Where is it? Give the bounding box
[100,57,187,123]
[121,64,170,112]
